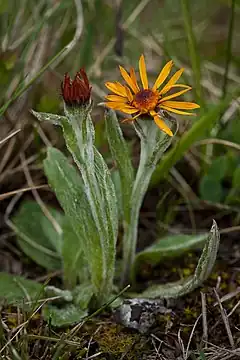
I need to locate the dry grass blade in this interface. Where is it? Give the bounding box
[213,289,235,349]
[0,300,47,354]
[0,129,21,145]
[201,292,208,344]
[227,299,240,319]
[184,314,202,359]
[177,328,185,356]
[203,341,240,359]
[195,138,240,151]
[89,0,151,76]
[20,152,62,235]
[0,185,48,201]
[52,0,84,67]
[213,288,240,307]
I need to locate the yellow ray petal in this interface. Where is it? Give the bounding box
[130,67,140,92]
[154,116,173,136]
[120,105,139,114]
[159,87,192,103]
[105,94,128,102]
[162,101,200,109]
[105,81,128,97]
[159,68,184,95]
[124,85,133,101]
[119,66,139,94]
[105,102,139,114]
[139,54,148,89]
[105,101,128,110]
[160,105,196,116]
[121,112,140,123]
[152,60,173,91]
[150,110,173,136]
[162,84,191,93]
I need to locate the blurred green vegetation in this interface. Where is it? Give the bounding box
[0,0,239,230]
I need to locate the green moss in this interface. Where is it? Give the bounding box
[184,306,198,320]
[94,323,147,359]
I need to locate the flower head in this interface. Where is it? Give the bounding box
[61,68,91,107]
[105,55,200,136]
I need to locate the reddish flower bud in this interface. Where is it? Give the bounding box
[61,68,92,106]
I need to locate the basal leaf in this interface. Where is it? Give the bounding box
[207,156,228,181]
[138,221,220,299]
[11,201,63,270]
[43,303,88,327]
[133,233,208,278]
[0,272,42,306]
[43,147,104,296]
[72,283,94,309]
[199,175,223,202]
[62,219,88,289]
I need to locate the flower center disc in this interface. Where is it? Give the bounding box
[132,89,158,112]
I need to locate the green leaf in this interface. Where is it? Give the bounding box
[43,147,105,297]
[43,303,88,327]
[72,283,94,309]
[207,156,228,180]
[0,272,42,305]
[11,201,63,270]
[31,109,66,126]
[233,166,240,188]
[151,94,240,186]
[62,219,88,289]
[111,170,123,217]
[60,115,118,301]
[45,286,72,302]
[225,153,240,177]
[138,220,220,299]
[133,233,208,276]
[199,176,223,202]
[105,109,134,223]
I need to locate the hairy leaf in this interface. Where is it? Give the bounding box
[138,221,220,299]
[44,147,104,296]
[43,304,87,327]
[133,233,208,277]
[105,109,134,222]
[11,201,63,270]
[60,116,118,301]
[62,219,88,289]
[0,272,42,306]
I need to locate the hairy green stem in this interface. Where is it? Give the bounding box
[122,120,175,285]
[122,141,155,284]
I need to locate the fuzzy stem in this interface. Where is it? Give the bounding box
[121,140,153,282]
[121,119,174,285]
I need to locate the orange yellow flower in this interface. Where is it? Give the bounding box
[105,55,200,136]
